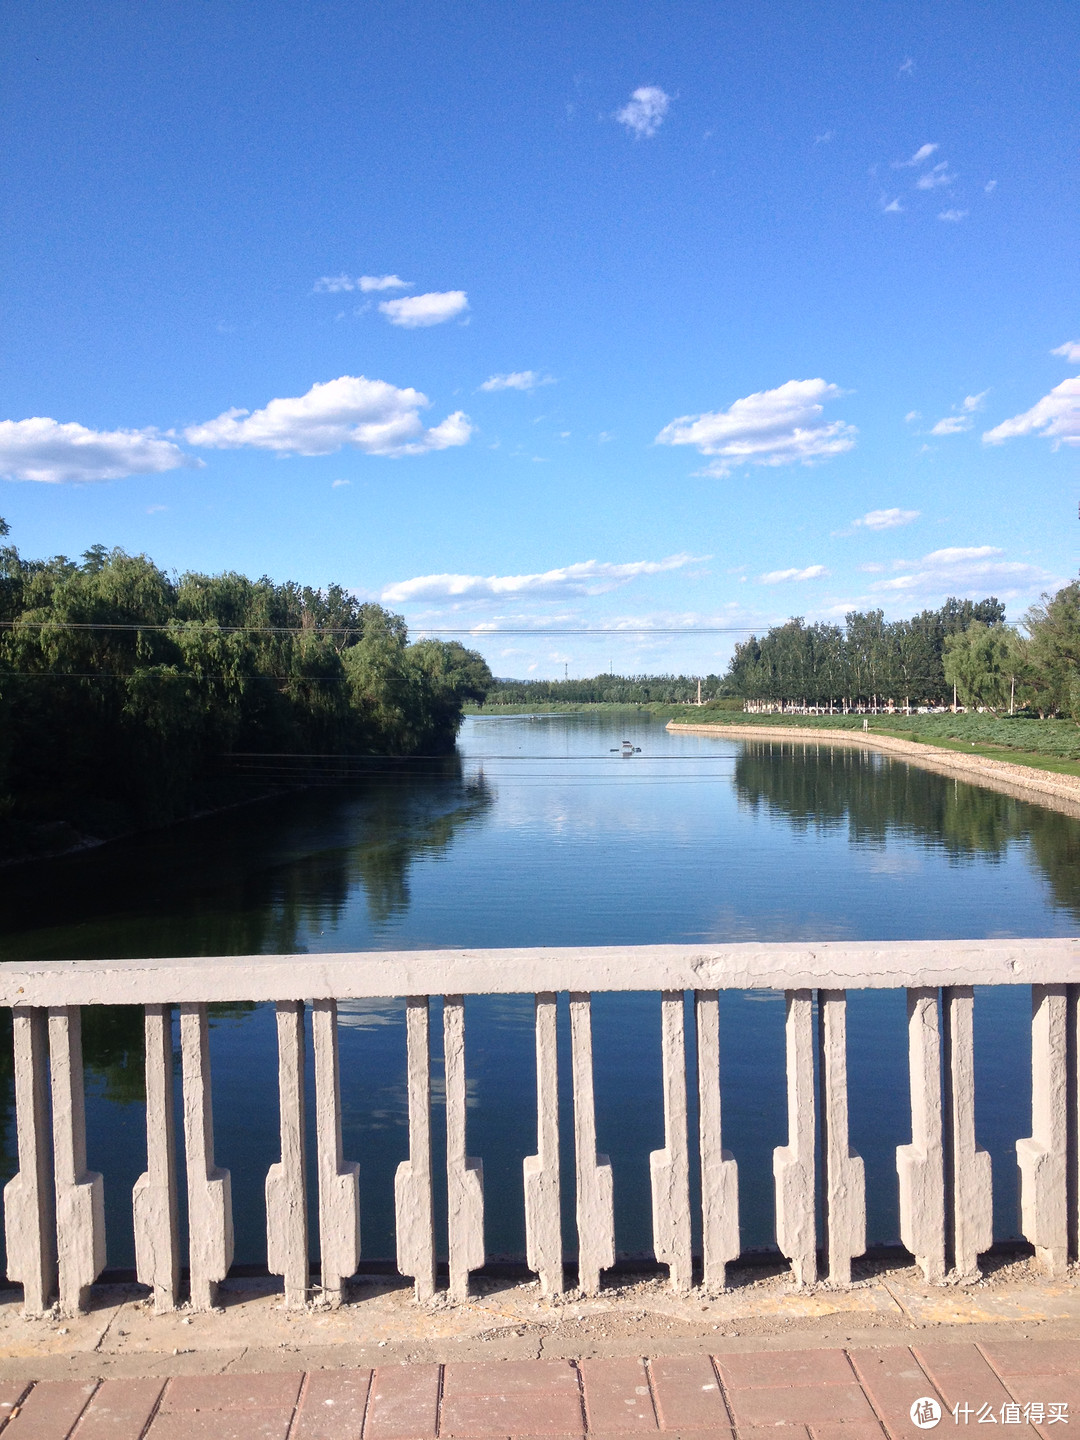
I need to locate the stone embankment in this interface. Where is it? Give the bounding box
[668,722,1080,818]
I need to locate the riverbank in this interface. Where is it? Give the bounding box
[669,720,1080,817]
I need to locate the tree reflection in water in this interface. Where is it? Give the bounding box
[733,740,1080,915]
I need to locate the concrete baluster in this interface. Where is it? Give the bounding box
[311,998,360,1305]
[265,1001,308,1309]
[569,992,614,1295]
[897,987,946,1282]
[773,990,817,1287]
[524,992,563,1296]
[180,1002,233,1310]
[943,986,992,1278]
[649,991,692,1291]
[694,990,739,1293]
[3,1008,57,1316]
[444,995,484,1301]
[49,1006,106,1316]
[133,1004,181,1313]
[818,990,865,1286]
[395,996,436,1301]
[1017,984,1069,1276]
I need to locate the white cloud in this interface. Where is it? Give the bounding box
[922,545,1001,564]
[938,208,968,222]
[313,274,357,293]
[759,565,828,584]
[872,545,1051,597]
[882,196,904,214]
[904,410,921,423]
[984,179,997,194]
[1051,341,1080,363]
[184,375,473,457]
[893,143,938,168]
[359,274,412,292]
[983,377,1080,449]
[898,57,915,76]
[331,478,351,488]
[655,378,856,477]
[313,273,413,294]
[615,86,671,139]
[930,391,986,434]
[381,552,705,605]
[853,507,920,531]
[915,162,954,190]
[378,290,469,327]
[479,371,555,393]
[0,417,196,484]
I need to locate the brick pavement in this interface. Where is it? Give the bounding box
[0,1340,1074,1439]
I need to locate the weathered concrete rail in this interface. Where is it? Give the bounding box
[2,943,1079,1321]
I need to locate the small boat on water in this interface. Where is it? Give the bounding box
[610,739,642,755]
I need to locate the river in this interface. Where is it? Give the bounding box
[2,711,1078,1270]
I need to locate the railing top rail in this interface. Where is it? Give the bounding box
[1,939,1078,1007]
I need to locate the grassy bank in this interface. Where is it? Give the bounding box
[669,709,1080,780]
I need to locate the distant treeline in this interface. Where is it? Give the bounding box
[725,585,1080,717]
[725,598,1006,707]
[0,520,492,850]
[484,673,726,705]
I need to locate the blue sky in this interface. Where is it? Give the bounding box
[1,1,1077,677]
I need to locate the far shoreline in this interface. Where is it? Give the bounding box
[667,719,1080,820]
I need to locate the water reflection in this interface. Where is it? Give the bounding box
[0,756,492,962]
[734,739,1080,915]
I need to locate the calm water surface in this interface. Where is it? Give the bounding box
[2,712,1078,1268]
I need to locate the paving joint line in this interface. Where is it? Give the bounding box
[285,1368,310,1440]
[707,1351,735,1430]
[643,1354,663,1430]
[133,1378,166,1440]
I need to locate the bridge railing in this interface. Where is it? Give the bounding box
[2,940,1078,1316]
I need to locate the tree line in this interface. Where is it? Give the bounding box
[484,673,726,705]
[0,520,492,852]
[724,584,1080,717]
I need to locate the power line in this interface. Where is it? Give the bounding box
[0,620,759,636]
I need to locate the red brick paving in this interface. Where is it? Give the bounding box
[0,1340,1075,1439]
[69,1378,164,1440]
[291,1369,372,1440]
[579,1358,657,1431]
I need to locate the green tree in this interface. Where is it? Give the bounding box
[943,622,1021,713]
[1024,581,1080,718]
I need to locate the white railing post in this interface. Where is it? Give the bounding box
[695,991,738,1292]
[265,1000,308,1309]
[311,998,360,1306]
[524,992,563,1296]
[1017,984,1069,1276]
[179,1002,233,1310]
[818,990,865,1286]
[395,996,436,1301]
[133,1004,180,1313]
[773,990,817,1287]
[49,1006,106,1316]
[943,986,992,1278]
[3,1008,57,1316]
[897,987,946,1282]
[650,992,692,1291]
[569,992,614,1295]
[444,995,484,1301]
